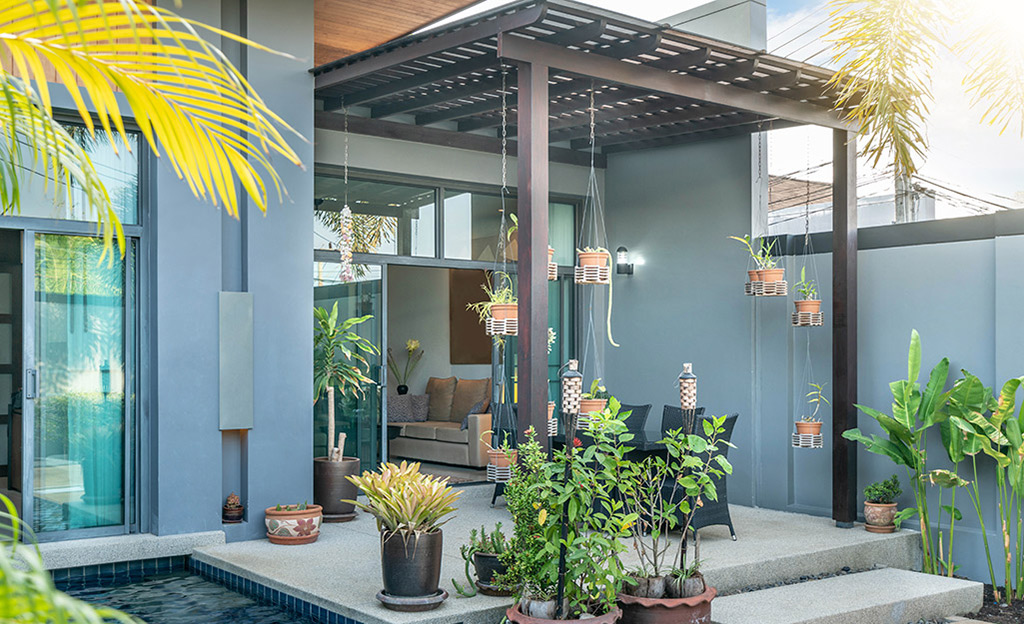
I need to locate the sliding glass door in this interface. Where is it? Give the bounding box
[24,232,135,537]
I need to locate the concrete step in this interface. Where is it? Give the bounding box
[712,568,983,624]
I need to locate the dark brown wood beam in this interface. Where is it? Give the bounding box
[462,86,652,133]
[577,111,759,149]
[832,128,858,527]
[541,19,607,46]
[697,59,761,84]
[327,54,497,109]
[516,60,550,452]
[601,118,802,153]
[646,46,711,71]
[419,77,585,127]
[370,71,508,118]
[552,102,725,143]
[314,110,604,168]
[497,34,854,130]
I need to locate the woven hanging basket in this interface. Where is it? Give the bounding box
[575,250,611,285]
[792,311,824,327]
[744,280,788,297]
[792,433,823,449]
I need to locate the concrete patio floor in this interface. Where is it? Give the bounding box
[191,483,925,624]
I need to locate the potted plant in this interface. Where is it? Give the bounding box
[796,382,829,435]
[579,379,610,417]
[468,271,518,333]
[264,502,322,545]
[346,461,461,610]
[503,427,626,623]
[313,303,379,522]
[728,235,780,281]
[794,266,821,313]
[482,431,518,467]
[223,492,244,523]
[452,523,510,597]
[585,400,732,624]
[864,475,902,533]
[577,246,610,270]
[387,339,424,395]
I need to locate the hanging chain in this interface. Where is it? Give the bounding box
[804,132,811,249]
[343,97,349,208]
[500,64,508,193]
[588,81,596,169]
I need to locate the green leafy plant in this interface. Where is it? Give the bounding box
[273,502,309,511]
[466,271,517,323]
[386,339,424,387]
[452,523,509,597]
[795,266,818,301]
[728,235,777,269]
[843,329,966,576]
[865,475,902,504]
[345,461,461,538]
[801,382,830,423]
[576,246,609,254]
[0,495,136,623]
[582,378,610,401]
[314,304,379,460]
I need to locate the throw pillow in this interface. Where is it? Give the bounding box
[388,394,414,423]
[410,394,429,422]
[426,376,457,421]
[460,400,486,430]
[450,377,491,423]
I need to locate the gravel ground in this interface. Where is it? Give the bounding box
[963,584,1024,624]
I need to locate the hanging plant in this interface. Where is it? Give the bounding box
[794,266,821,313]
[468,271,518,336]
[796,382,829,436]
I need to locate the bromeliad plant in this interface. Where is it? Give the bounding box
[313,304,378,461]
[345,461,461,539]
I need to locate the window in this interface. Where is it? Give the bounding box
[443,190,575,263]
[314,176,435,257]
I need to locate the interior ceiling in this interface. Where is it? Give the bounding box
[314,0,482,66]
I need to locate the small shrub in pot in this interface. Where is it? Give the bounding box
[452,523,510,597]
[864,475,902,533]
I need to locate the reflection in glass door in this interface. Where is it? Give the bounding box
[313,261,384,473]
[29,233,133,535]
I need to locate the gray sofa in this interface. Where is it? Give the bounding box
[388,376,492,468]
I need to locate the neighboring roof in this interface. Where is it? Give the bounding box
[314,0,483,66]
[770,175,832,211]
[312,0,853,158]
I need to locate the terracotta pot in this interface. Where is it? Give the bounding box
[795,421,822,435]
[864,502,897,533]
[619,584,717,624]
[547,401,556,420]
[580,398,608,415]
[488,448,517,468]
[222,506,244,523]
[490,303,518,321]
[761,267,785,282]
[264,504,322,545]
[548,247,555,264]
[747,270,760,282]
[577,250,610,269]
[754,269,766,281]
[507,602,622,624]
[795,299,821,314]
[313,456,360,521]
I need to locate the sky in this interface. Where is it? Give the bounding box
[434,0,1024,209]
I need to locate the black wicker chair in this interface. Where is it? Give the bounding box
[661,411,739,540]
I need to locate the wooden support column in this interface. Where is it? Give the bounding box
[832,129,858,527]
[516,61,549,451]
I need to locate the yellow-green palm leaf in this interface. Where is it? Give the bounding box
[0,0,304,255]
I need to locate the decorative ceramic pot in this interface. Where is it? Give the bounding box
[508,601,621,624]
[381,529,443,598]
[313,456,360,522]
[264,504,322,545]
[864,501,897,533]
[580,398,608,415]
[222,505,244,523]
[760,267,785,282]
[487,449,518,468]
[396,385,409,395]
[618,585,717,624]
[795,299,821,313]
[795,421,823,435]
[577,250,610,269]
[490,303,518,321]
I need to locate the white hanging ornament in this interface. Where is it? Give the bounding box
[338,204,354,283]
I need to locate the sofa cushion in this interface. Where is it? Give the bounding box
[450,378,491,423]
[426,376,457,421]
[404,423,438,440]
[388,394,429,423]
[435,423,470,444]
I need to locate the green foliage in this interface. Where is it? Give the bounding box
[386,339,424,386]
[466,271,517,323]
[582,378,610,401]
[801,382,831,422]
[452,524,508,597]
[345,461,461,538]
[795,266,818,301]
[0,495,137,623]
[728,234,777,269]
[313,304,378,402]
[864,475,902,504]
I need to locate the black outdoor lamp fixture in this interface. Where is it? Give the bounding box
[616,246,634,275]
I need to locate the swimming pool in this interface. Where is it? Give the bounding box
[60,570,317,624]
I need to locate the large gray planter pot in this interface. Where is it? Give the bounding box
[381,529,443,598]
[313,457,360,522]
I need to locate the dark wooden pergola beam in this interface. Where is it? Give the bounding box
[417,76,586,127]
[462,85,653,133]
[370,71,507,118]
[497,34,854,130]
[577,111,760,149]
[600,118,802,153]
[314,110,606,169]
[646,46,712,71]
[556,103,729,145]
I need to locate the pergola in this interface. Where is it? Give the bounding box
[312,0,861,526]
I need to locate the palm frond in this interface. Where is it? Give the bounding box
[957,5,1024,137]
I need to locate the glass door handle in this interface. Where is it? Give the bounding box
[25,368,38,399]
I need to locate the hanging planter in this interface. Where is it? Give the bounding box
[793,382,828,449]
[574,247,611,285]
[547,401,557,437]
[548,247,557,281]
[793,266,824,326]
[731,235,787,297]
[468,271,518,336]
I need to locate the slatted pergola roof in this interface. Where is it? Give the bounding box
[312,0,855,164]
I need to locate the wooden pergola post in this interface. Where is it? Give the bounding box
[516,61,550,452]
[832,129,858,526]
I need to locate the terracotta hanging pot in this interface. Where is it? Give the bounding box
[580,398,608,416]
[795,421,823,435]
[747,269,760,282]
[547,401,555,420]
[760,267,785,282]
[490,303,518,321]
[578,250,610,269]
[794,299,821,314]
[488,448,518,468]
[864,502,898,533]
[548,247,555,264]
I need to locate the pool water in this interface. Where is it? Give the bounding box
[61,570,317,624]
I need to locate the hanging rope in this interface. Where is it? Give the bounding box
[491,63,515,447]
[338,99,354,283]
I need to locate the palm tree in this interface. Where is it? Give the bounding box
[0,0,303,257]
[827,0,1024,177]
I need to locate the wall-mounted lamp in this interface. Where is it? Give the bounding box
[616,246,634,275]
